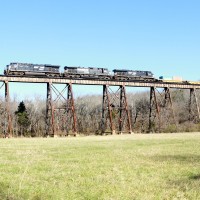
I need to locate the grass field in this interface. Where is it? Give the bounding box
[0,133,200,200]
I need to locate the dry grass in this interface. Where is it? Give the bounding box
[0,133,200,199]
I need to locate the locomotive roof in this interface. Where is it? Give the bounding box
[113,69,152,73]
[10,62,60,68]
[44,64,60,68]
[64,66,108,70]
[64,66,82,69]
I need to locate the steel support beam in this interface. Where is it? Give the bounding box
[46,82,54,136]
[148,87,160,133]
[66,83,77,136]
[101,85,115,134]
[4,81,12,137]
[119,85,132,134]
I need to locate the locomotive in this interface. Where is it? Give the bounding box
[113,69,154,81]
[4,62,155,81]
[63,66,111,79]
[4,62,60,77]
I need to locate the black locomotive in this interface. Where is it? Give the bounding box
[4,62,60,77]
[63,66,110,79]
[113,69,154,81]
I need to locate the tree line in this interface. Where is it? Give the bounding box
[0,89,200,137]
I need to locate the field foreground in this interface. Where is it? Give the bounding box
[0,133,200,200]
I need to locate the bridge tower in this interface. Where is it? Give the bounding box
[46,82,77,137]
[101,85,132,134]
[148,87,176,133]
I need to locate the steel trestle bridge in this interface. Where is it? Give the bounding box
[0,75,199,137]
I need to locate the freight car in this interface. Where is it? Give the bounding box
[4,62,60,77]
[113,69,155,81]
[158,76,200,85]
[63,66,111,79]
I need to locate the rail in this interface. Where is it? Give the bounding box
[0,75,199,89]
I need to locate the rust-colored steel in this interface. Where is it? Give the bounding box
[163,87,177,127]
[46,82,77,137]
[189,88,200,123]
[149,87,177,132]
[66,83,77,136]
[4,81,12,137]
[119,85,132,134]
[148,87,161,133]
[46,82,54,136]
[101,85,114,134]
[101,85,132,134]
[1,76,200,89]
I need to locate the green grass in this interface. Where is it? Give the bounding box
[0,133,200,200]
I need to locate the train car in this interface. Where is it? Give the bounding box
[4,62,60,77]
[159,76,183,83]
[63,66,111,79]
[113,69,155,81]
[186,81,200,85]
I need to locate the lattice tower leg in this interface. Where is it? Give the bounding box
[5,81,12,137]
[66,83,77,136]
[46,82,54,137]
[148,87,161,133]
[119,85,132,134]
[101,85,115,134]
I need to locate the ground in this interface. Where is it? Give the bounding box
[0,133,200,200]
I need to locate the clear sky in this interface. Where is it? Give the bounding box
[0,0,200,99]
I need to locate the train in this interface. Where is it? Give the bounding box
[4,62,199,84]
[4,62,156,81]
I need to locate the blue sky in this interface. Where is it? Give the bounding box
[0,0,200,99]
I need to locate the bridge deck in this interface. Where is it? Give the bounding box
[0,76,199,89]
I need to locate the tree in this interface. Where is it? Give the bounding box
[15,101,30,136]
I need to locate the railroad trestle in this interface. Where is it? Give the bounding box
[0,76,199,136]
